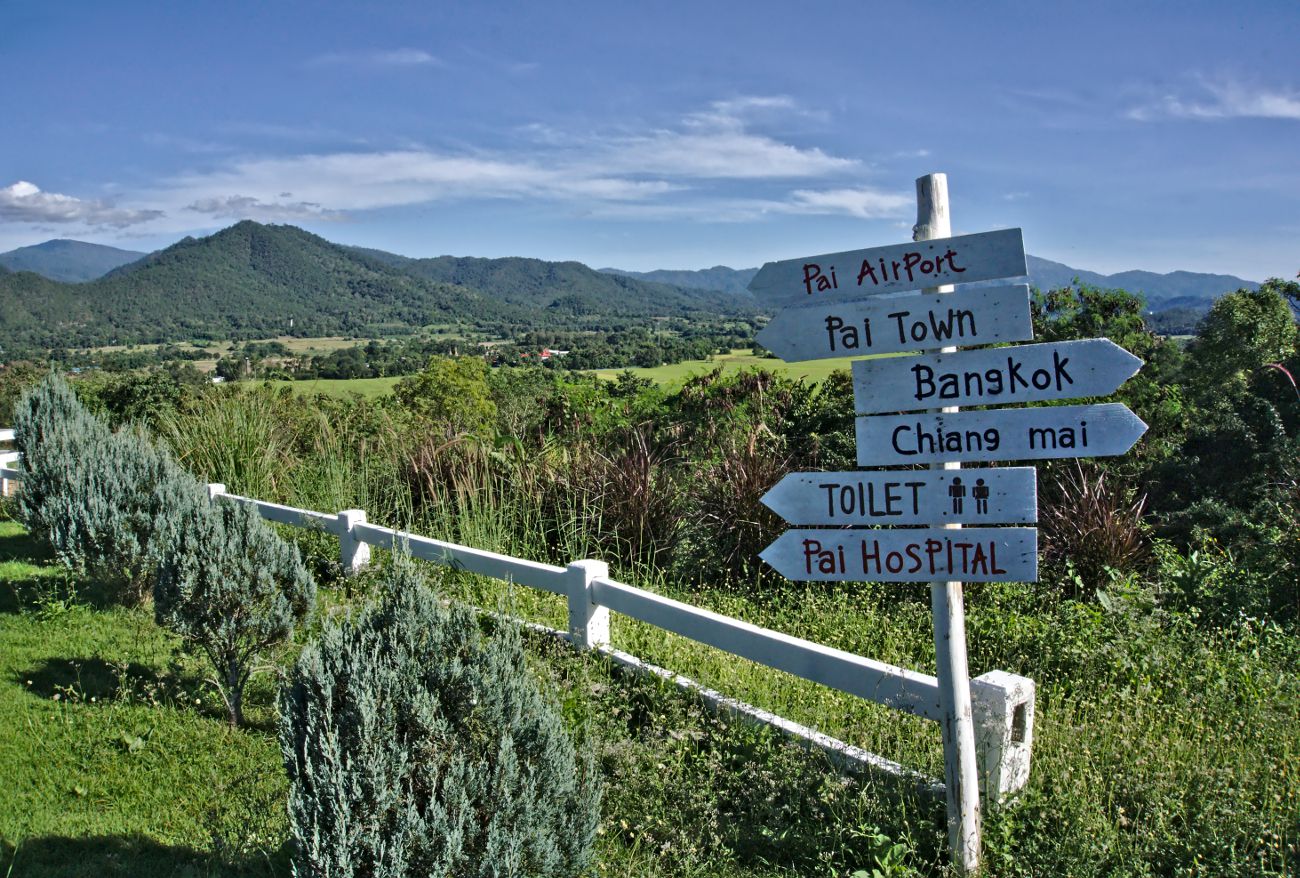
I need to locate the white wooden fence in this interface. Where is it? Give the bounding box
[0,451,1034,802]
[0,429,18,497]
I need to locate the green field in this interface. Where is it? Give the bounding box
[265,375,404,399]
[589,348,858,385]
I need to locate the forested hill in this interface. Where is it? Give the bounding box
[0,222,755,352]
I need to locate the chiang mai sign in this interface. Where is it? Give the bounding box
[855,403,1148,467]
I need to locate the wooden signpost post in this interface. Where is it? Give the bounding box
[751,172,1146,874]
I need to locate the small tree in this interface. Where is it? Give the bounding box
[279,564,600,877]
[156,498,315,726]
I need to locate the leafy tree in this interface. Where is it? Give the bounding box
[394,355,498,436]
[279,563,600,877]
[1186,281,1298,389]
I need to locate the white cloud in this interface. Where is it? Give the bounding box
[786,187,911,218]
[1128,79,1300,121]
[4,97,889,236]
[0,181,163,227]
[601,96,853,179]
[186,195,344,222]
[307,48,442,68]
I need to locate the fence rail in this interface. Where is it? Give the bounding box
[1,458,1034,801]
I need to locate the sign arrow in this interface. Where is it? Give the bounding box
[747,228,1026,309]
[855,403,1148,466]
[760,527,1038,583]
[756,285,1032,363]
[761,468,1037,526]
[852,338,1143,414]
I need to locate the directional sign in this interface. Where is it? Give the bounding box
[748,228,1026,309]
[760,527,1038,583]
[852,338,1142,414]
[761,468,1037,526]
[756,284,1032,363]
[855,403,1148,466]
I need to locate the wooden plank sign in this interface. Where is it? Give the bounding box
[856,403,1148,466]
[852,338,1143,413]
[760,527,1038,583]
[757,284,1032,363]
[747,228,1026,309]
[761,468,1037,526]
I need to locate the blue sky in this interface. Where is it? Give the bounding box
[1,0,1296,280]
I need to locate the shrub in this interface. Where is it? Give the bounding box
[1039,461,1149,598]
[13,374,206,599]
[156,497,315,726]
[279,564,600,877]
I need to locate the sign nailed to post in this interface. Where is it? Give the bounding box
[855,402,1148,466]
[756,284,1033,363]
[760,527,1038,583]
[761,468,1037,526]
[852,338,1143,413]
[748,228,1027,309]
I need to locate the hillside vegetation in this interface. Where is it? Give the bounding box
[0,222,755,353]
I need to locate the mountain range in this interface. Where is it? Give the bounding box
[0,222,748,354]
[603,256,1259,313]
[0,223,1264,355]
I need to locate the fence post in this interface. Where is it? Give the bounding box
[337,509,371,576]
[566,559,610,649]
[970,670,1036,806]
[206,483,226,501]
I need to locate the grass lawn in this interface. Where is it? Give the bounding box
[0,519,289,877]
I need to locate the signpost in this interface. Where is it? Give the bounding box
[748,227,1026,309]
[761,468,1037,526]
[851,338,1143,413]
[760,527,1038,583]
[855,403,1148,466]
[750,172,1146,874]
[756,284,1033,362]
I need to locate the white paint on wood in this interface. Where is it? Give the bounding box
[567,559,610,649]
[748,227,1026,309]
[915,172,982,875]
[855,402,1148,466]
[970,670,1036,805]
[759,526,1038,583]
[757,284,1032,362]
[337,509,371,575]
[592,576,947,720]
[351,520,570,595]
[761,468,1037,526]
[222,493,342,533]
[853,338,1143,413]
